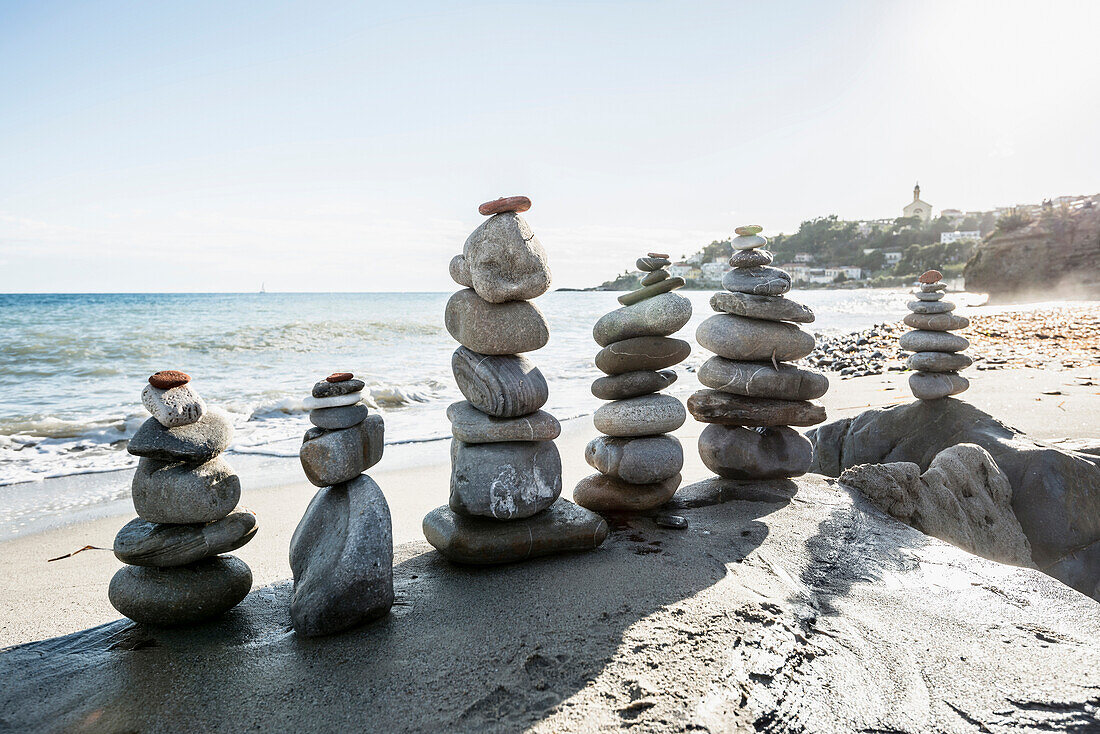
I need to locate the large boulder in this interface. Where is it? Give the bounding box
[810,398,1100,598]
[839,444,1033,566]
[462,213,551,303]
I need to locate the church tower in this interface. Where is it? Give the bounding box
[903,181,932,222]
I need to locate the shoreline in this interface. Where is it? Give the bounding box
[2,364,1099,647]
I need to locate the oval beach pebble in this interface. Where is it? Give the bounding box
[478,196,532,216]
[149,370,190,389]
[735,225,763,236]
[918,270,943,284]
[326,372,354,383]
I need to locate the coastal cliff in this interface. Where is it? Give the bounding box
[965,202,1100,302]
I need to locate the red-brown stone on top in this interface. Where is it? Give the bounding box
[478,196,532,216]
[326,372,354,383]
[148,370,190,389]
[919,270,943,284]
[647,252,670,259]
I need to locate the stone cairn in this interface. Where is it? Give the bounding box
[574,253,691,513]
[424,195,608,564]
[291,372,391,637]
[110,371,253,626]
[900,269,972,400]
[690,226,829,480]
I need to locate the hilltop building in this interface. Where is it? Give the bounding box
[903,183,933,222]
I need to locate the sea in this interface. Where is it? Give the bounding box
[0,288,987,539]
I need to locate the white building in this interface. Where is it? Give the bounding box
[669,263,693,279]
[825,266,863,281]
[793,252,815,263]
[700,261,726,283]
[940,231,981,244]
[883,251,903,266]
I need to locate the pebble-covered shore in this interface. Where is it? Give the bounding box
[805,304,1100,378]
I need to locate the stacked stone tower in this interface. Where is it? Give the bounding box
[690,226,829,479]
[574,253,691,513]
[291,372,391,637]
[110,371,253,625]
[901,269,971,400]
[424,196,608,564]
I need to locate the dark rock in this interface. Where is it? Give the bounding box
[591,369,677,401]
[447,401,560,443]
[127,409,234,462]
[312,379,365,399]
[808,398,1100,598]
[148,370,190,389]
[445,289,549,355]
[721,266,792,296]
[478,195,531,216]
[310,403,369,430]
[131,457,241,524]
[423,498,608,564]
[108,556,252,626]
[289,474,394,637]
[585,435,683,484]
[697,357,828,400]
[906,352,973,373]
[709,291,814,323]
[728,249,773,268]
[640,269,670,286]
[903,312,969,331]
[451,346,548,418]
[573,473,681,513]
[113,509,257,567]
[449,440,562,520]
[687,389,826,427]
[654,514,688,528]
[594,336,691,375]
[593,292,692,347]
[463,213,551,303]
[696,314,815,362]
[899,330,969,353]
[636,256,671,272]
[909,371,969,400]
[699,424,813,479]
[593,394,686,437]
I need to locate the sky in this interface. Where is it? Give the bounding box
[1,0,1098,293]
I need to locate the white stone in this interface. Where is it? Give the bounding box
[302,393,362,410]
[141,384,206,428]
[732,234,768,250]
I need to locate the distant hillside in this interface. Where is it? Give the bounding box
[965,197,1100,303]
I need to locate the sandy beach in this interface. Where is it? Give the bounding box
[2,359,1097,649]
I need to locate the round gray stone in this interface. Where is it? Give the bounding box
[920,282,948,292]
[127,408,234,462]
[636,256,671,272]
[899,330,970,353]
[131,456,241,524]
[585,435,683,484]
[463,213,551,303]
[687,389,827,427]
[731,234,767,250]
[698,424,813,479]
[696,314,815,362]
[449,439,562,520]
[593,394,686,437]
[722,266,792,296]
[447,401,561,443]
[910,371,970,400]
[114,508,257,567]
[709,291,815,324]
[445,289,549,355]
[907,352,973,372]
[312,379,365,399]
[290,474,394,637]
[593,292,692,347]
[912,290,944,301]
[449,254,473,288]
[573,472,681,513]
[141,384,206,428]
[698,357,828,400]
[907,300,956,314]
[108,555,252,626]
[641,269,670,286]
[451,346,548,418]
[309,402,369,430]
[299,413,385,487]
[594,336,691,375]
[729,249,773,268]
[903,312,970,331]
[591,369,677,401]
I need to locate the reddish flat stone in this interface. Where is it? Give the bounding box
[148,370,190,389]
[919,270,943,284]
[647,252,670,259]
[326,372,354,383]
[478,196,532,216]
